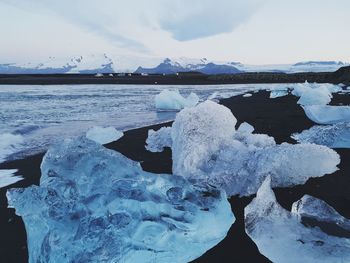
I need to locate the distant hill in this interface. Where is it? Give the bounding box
[134,58,241,74]
[0,54,348,74]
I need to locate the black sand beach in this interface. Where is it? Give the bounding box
[1,90,350,262]
[0,65,350,85]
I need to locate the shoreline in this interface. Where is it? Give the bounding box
[0,66,349,85]
[1,91,350,262]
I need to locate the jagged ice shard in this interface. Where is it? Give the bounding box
[146,101,340,196]
[245,177,350,263]
[7,137,234,263]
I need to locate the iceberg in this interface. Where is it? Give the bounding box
[155,89,199,111]
[303,105,350,124]
[0,169,23,188]
[7,137,234,263]
[292,122,350,148]
[146,101,340,196]
[245,177,350,263]
[86,126,123,144]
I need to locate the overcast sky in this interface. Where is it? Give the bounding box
[0,0,349,64]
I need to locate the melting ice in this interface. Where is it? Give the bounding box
[155,89,199,111]
[7,137,234,263]
[292,122,350,148]
[245,177,350,263]
[146,100,340,196]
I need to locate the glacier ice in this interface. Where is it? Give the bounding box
[0,133,24,162]
[292,122,350,148]
[270,89,289,98]
[155,89,199,111]
[7,137,234,263]
[245,177,350,263]
[0,169,23,188]
[303,105,350,124]
[146,127,172,152]
[146,101,340,196]
[290,82,342,106]
[86,126,123,144]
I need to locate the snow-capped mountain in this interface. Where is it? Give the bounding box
[0,54,115,74]
[135,58,242,74]
[0,55,348,74]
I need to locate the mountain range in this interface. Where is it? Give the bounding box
[0,54,348,74]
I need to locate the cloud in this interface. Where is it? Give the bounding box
[0,0,264,48]
[157,0,264,41]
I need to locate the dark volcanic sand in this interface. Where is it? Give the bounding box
[1,90,350,262]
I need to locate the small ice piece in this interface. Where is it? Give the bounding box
[0,169,23,188]
[155,89,199,111]
[292,122,350,148]
[245,177,350,263]
[296,86,332,106]
[7,137,234,263]
[243,93,252,97]
[0,133,24,162]
[303,105,350,124]
[148,101,340,196]
[145,127,172,152]
[270,90,289,98]
[86,126,123,144]
[237,122,254,134]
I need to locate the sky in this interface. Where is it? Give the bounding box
[0,0,349,64]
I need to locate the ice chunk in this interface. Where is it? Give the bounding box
[270,90,289,98]
[147,101,339,196]
[292,195,350,232]
[243,93,252,97]
[237,122,254,134]
[7,137,234,263]
[0,133,24,162]
[292,122,350,148]
[297,86,332,106]
[86,126,123,144]
[303,105,350,124]
[245,177,350,263]
[0,169,23,188]
[145,127,172,152]
[290,82,343,106]
[155,89,199,111]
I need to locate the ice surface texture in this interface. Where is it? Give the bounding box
[7,137,234,263]
[146,101,340,196]
[155,89,199,111]
[303,105,350,124]
[86,126,123,144]
[245,177,350,263]
[292,122,350,148]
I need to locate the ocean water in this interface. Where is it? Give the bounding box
[0,84,266,161]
